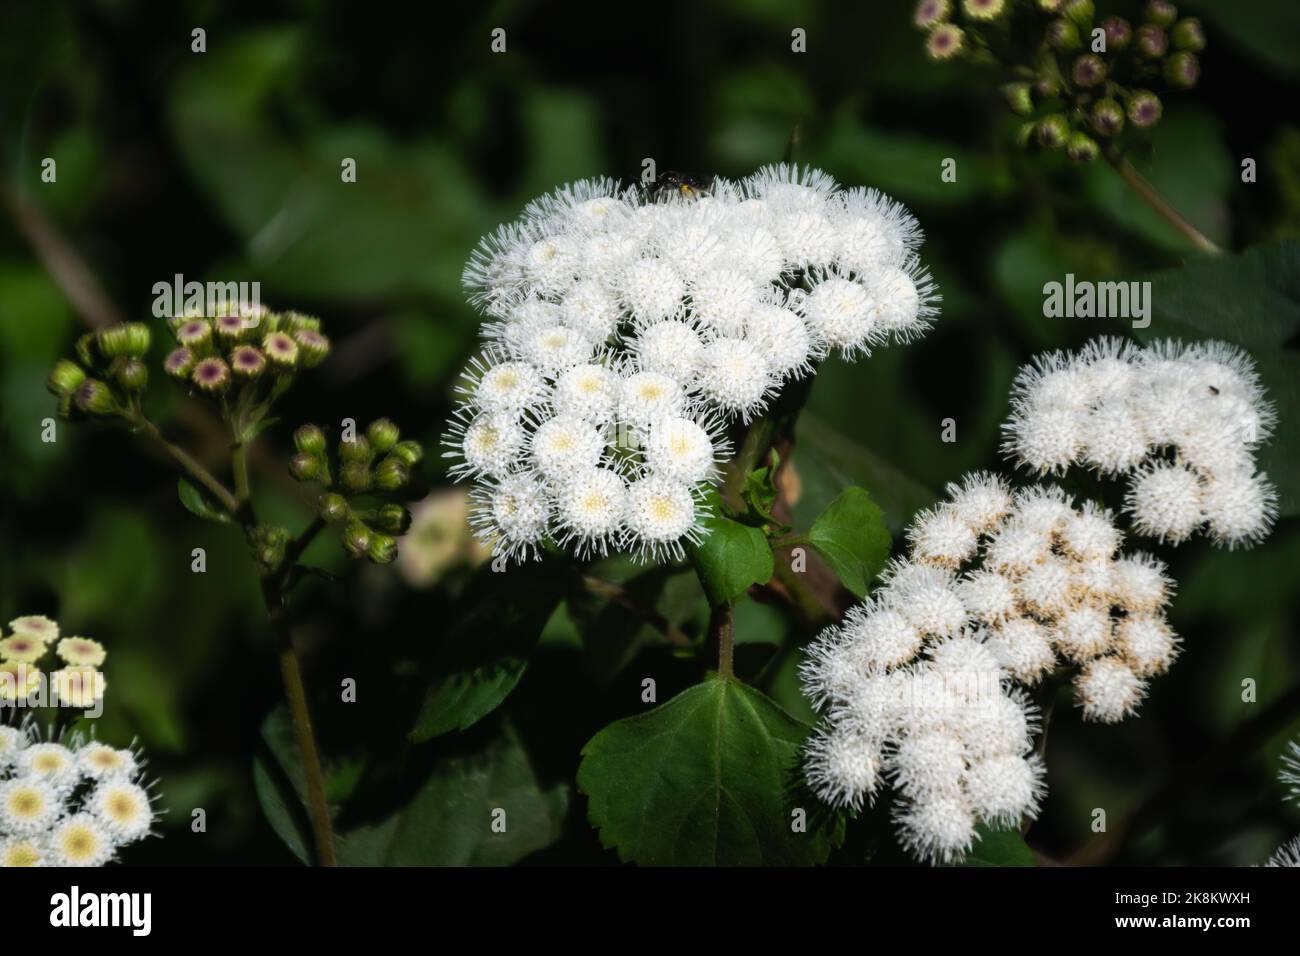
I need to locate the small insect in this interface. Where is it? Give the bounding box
[648,171,714,200]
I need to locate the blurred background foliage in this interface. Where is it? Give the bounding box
[1,0,1297,865]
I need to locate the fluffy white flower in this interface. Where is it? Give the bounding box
[1126,462,1205,543]
[800,275,883,358]
[555,468,628,558]
[1114,614,1179,678]
[695,337,775,422]
[552,363,620,424]
[618,370,687,428]
[1266,835,1300,868]
[623,476,701,561]
[444,411,526,481]
[839,604,923,670]
[805,724,883,811]
[643,415,724,484]
[631,320,705,377]
[472,473,552,563]
[1075,657,1146,723]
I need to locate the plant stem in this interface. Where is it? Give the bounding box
[230,439,255,525]
[1103,147,1222,256]
[135,418,239,514]
[710,604,735,680]
[261,578,338,867]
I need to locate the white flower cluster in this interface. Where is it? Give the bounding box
[0,722,157,867]
[445,165,940,564]
[1002,338,1277,549]
[800,472,1191,863]
[1267,737,1300,867]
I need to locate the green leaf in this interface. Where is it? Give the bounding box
[689,512,774,607]
[177,477,232,524]
[1136,241,1300,515]
[741,450,783,526]
[957,825,1036,867]
[807,487,892,598]
[577,679,835,865]
[409,561,566,741]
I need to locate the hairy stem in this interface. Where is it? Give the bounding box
[710,604,735,680]
[1103,147,1222,256]
[261,578,337,867]
[135,418,239,514]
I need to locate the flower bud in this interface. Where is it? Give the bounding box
[1170,17,1204,52]
[1036,115,1070,150]
[1001,82,1034,116]
[75,332,99,367]
[367,532,398,565]
[1144,1,1177,29]
[176,318,213,352]
[294,328,331,368]
[1066,131,1100,163]
[319,492,350,523]
[389,440,424,467]
[1033,72,1061,99]
[96,325,132,359]
[165,347,196,380]
[1127,90,1163,127]
[1163,51,1199,88]
[374,457,410,492]
[343,521,372,559]
[376,504,412,535]
[367,418,400,453]
[251,525,291,575]
[913,0,950,29]
[47,360,86,396]
[113,357,149,393]
[340,462,372,494]
[230,345,268,379]
[1047,18,1080,51]
[1015,121,1037,148]
[1037,0,1063,10]
[284,311,322,333]
[1091,98,1125,136]
[924,23,964,61]
[1071,54,1106,88]
[73,379,116,416]
[963,0,1005,21]
[214,315,245,342]
[124,323,152,358]
[192,356,231,393]
[1062,0,1093,28]
[339,435,373,464]
[289,451,321,482]
[263,331,299,369]
[1101,16,1132,51]
[1136,24,1167,59]
[294,424,326,455]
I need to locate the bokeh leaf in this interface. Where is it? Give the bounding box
[807,486,892,598]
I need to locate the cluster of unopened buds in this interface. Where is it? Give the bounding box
[445,164,940,564]
[163,305,331,396]
[916,0,1205,162]
[0,616,106,709]
[290,419,423,565]
[46,323,153,421]
[802,335,1278,864]
[0,721,156,867]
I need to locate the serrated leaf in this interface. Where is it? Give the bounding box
[177,476,232,523]
[1136,241,1300,515]
[807,486,892,598]
[409,561,566,741]
[577,678,835,866]
[957,825,1036,867]
[689,513,774,607]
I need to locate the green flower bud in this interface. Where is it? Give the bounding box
[124,323,152,358]
[47,360,86,396]
[75,332,99,367]
[289,451,321,482]
[263,332,299,369]
[340,462,372,494]
[373,457,410,492]
[1144,1,1177,29]
[113,357,149,393]
[913,0,950,30]
[214,315,250,343]
[367,532,398,565]
[1001,82,1034,116]
[1101,16,1132,51]
[376,503,412,536]
[319,492,350,523]
[367,418,400,453]
[1136,24,1167,59]
[1037,0,1063,11]
[294,424,326,455]
[1163,51,1199,88]
[176,318,213,352]
[963,0,1005,21]
[96,325,132,359]
[924,23,964,61]
[1062,0,1093,28]
[1047,18,1080,51]
[1091,98,1125,137]
[388,440,424,467]
[56,391,77,422]
[230,345,267,379]
[339,435,373,464]
[1015,121,1038,148]
[1071,54,1106,88]
[294,328,331,368]
[251,525,291,575]
[284,311,322,333]
[1066,131,1100,163]
[343,521,372,559]
[1033,72,1061,100]
[1127,89,1163,127]
[1170,17,1205,52]
[191,357,231,393]
[165,347,196,380]
[73,379,116,416]
[1036,114,1070,150]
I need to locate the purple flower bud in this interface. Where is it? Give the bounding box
[1091,98,1125,137]
[1101,16,1132,51]
[165,347,195,380]
[1072,54,1107,88]
[1144,1,1177,29]
[1163,51,1200,88]
[1136,24,1167,59]
[1170,17,1205,52]
[192,357,231,393]
[230,345,267,378]
[1127,90,1163,127]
